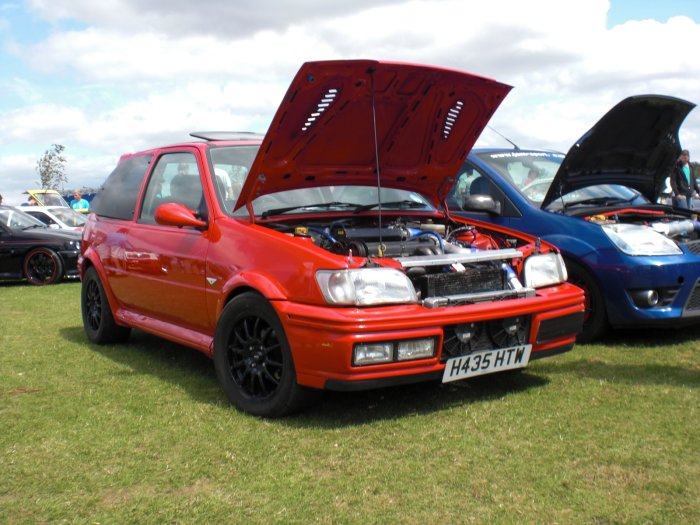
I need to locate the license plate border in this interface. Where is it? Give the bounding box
[442,344,533,383]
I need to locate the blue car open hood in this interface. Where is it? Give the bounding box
[542,94,696,208]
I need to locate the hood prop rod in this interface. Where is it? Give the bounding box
[368,65,386,257]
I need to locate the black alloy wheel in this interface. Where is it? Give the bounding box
[214,292,317,417]
[81,266,131,344]
[24,248,63,285]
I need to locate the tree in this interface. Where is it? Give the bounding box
[36,144,68,190]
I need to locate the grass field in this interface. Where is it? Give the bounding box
[1,281,699,524]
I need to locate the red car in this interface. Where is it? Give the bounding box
[80,60,585,416]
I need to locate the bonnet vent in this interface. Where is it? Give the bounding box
[302,88,338,132]
[442,100,464,139]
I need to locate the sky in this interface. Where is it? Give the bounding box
[1,0,700,204]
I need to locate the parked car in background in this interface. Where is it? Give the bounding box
[22,189,70,207]
[80,60,585,417]
[0,205,81,285]
[448,94,698,341]
[22,206,87,231]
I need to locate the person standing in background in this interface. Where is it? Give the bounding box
[670,149,696,209]
[70,190,89,212]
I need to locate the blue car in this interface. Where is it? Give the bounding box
[448,94,698,341]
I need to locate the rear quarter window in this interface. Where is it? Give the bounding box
[91,154,154,220]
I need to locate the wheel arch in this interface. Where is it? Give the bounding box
[80,250,124,324]
[215,271,288,320]
[560,254,609,341]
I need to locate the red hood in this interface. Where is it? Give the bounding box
[235,59,511,210]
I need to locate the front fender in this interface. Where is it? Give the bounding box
[540,234,600,263]
[214,271,288,319]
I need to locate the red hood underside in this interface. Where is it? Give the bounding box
[236,59,511,210]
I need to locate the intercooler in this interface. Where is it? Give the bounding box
[415,265,504,298]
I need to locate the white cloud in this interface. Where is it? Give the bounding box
[1,0,699,203]
[27,0,410,38]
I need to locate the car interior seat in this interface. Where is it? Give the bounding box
[170,175,203,211]
[469,176,494,197]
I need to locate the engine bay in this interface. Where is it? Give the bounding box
[585,208,700,248]
[270,216,538,306]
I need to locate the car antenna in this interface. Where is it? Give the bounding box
[368,65,385,257]
[487,125,520,150]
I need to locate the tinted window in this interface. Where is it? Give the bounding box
[91,154,153,220]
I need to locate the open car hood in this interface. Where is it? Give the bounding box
[235,60,511,211]
[542,94,696,208]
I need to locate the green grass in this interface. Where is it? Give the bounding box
[1,281,699,524]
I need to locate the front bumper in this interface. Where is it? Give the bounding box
[595,255,700,327]
[274,282,584,390]
[59,249,80,277]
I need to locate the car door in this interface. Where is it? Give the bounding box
[113,149,212,333]
[0,213,31,278]
[0,223,20,277]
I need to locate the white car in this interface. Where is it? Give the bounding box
[21,206,87,231]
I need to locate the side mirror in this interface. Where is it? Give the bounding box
[462,194,502,215]
[154,202,207,229]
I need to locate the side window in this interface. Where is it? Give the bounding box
[448,164,500,205]
[455,165,480,198]
[468,169,503,201]
[208,145,260,213]
[139,152,206,224]
[91,154,153,220]
[27,212,52,226]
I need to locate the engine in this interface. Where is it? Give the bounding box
[586,212,700,254]
[286,217,534,306]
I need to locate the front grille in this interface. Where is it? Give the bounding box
[684,279,700,312]
[441,316,531,362]
[416,266,504,299]
[681,240,700,255]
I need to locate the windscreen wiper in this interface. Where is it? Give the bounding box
[563,196,634,210]
[261,201,361,218]
[352,200,429,213]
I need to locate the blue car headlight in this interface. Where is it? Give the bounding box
[316,268,418,306]
[601,223,682,256]
[523,253,568,288]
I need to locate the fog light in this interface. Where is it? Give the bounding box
[354,343,393,366]
[630,289,660,308]
[397,338,435,361]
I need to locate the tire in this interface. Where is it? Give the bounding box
[565,259,607,342]
[213,292,318,417]
[81,266,131,344]
[24,248,64,285]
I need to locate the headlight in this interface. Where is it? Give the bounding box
[523,253,567,288]
[601,223,682,256]
[316,268,418,306]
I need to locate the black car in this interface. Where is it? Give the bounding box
[0,205,81,285]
